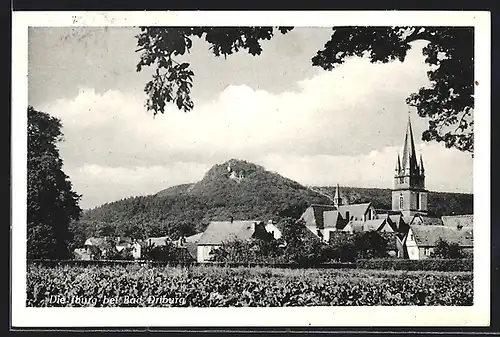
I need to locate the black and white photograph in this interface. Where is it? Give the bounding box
[11,11,490,327]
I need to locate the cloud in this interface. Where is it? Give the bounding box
[66,162,211,209]
[37,41,473,209]
[257,142,473,193]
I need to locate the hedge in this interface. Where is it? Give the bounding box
[356,258,473,271]
[29,259,472,271]
[27,259,356,269]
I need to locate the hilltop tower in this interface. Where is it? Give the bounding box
[392,114,428,217]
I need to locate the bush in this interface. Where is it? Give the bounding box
[143,243,194,262]
[356,258,473,271]
[329,231,391,262]
[432,238,465,259]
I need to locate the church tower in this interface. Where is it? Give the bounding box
[333,183,343,208]
[392,114,428,217]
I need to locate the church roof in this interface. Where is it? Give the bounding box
[401,115,419,174]
[303,204,337,228]
[337,203,372,221]
[333,184,342,203]
[323,210,346,229]
[348,218,387,233]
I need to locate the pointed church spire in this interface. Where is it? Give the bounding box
[401,113,418,174]
[333,183,342,207]
[395,153,401,174]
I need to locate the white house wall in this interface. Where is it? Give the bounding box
[405,229,420,260]
[132,243,141,259]
[324,228,337,242]
[197,245,219,262]
[265,224,282,240]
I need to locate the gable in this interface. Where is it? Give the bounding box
[378,221,395,232]
[300,204,336,229]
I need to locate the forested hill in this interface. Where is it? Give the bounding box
[73,159,473,248]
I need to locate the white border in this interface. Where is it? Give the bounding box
[11,11,491,328]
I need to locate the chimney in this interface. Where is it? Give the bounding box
[229,216,234,223]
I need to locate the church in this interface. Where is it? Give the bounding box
[300,115,474,260]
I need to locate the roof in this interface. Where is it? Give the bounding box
[337,203,372,220]
[274,220,320,241]
[421,217,444,226]
[73,248,91,259]
[402,216,414,225]
[116,237,133,245]
[409,225,474,247]
[388,214,403,225]
[185,232,203,243]
[376,209,403,216]
[323,210,345,229]
[412,215,443,226]
[364,218,388,231]
[146,236,171,246]
[348,218,388,233]
[197,220,261,245]
[309,204,337,228]
[184,242,198,259]
[84,237,107,246]
[441,215,473,228]
[400,115,420,174]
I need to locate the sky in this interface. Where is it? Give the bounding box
[28,27,474,210]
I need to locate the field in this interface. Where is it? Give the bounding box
[27,263,473,307]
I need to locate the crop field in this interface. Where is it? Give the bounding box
[27,263,473,307]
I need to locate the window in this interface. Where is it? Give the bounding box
[399,177,404,184]
[424,248,431,256]
[399,194,404,209]
[416,192,420,210]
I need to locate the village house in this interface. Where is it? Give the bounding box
[83,237,108,259]
[73,247,92,260]
[195,219,272,262]
[405,224,474,260]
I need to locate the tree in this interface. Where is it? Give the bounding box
[27,106,82,259]
[353,231,389,259]
[278,218,328,264]
[136,26,473,153]
[328,231,357,262]
[432,238,464,259]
